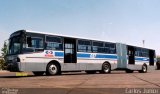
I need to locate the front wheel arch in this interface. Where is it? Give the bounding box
[46,60,61,75]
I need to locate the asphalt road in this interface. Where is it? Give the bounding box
[0,70,160,94]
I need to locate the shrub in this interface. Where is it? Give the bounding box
[156,56,160,70]
[0,59,5,70]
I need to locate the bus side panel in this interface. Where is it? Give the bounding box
[61,63,79,71]
[78,59,101,71]
[19,53,47,72]
[127,65,142,70]
[76,53,118,71]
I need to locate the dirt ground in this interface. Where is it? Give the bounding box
[0,70,160,94]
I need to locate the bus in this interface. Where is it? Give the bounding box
[5,30,156,75]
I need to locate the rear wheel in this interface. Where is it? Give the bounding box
[100,62,111,74]
[46,63,61,76]
[139,64,147,73]
[33,72,44,76]
[156,61,160,70]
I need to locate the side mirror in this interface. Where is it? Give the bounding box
[27,37,32,47]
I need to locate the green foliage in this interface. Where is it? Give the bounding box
[0,59,5,70]
[1,41,7,58]
[156,56,160,70]
[157,56,160,61]
[0,41,7,70]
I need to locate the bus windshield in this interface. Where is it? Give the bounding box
[8,36,22,55]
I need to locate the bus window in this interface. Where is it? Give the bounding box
[46,36,63,50]
[92,41,104,53]
[78,40,92,52]
[26,37,43,49]
[110,43,116,54]
[104,43,116,54]
[135,48,149,57]
[31,37,43,49]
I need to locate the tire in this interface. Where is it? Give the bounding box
[125,69,134,73]
[33,72,44,76]
[46,63,61,76]
[100,62,111,74]
[156,61,160,70]
[139,64,147,73]
[85,71,96,74]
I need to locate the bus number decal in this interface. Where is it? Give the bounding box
[90,54,96,58]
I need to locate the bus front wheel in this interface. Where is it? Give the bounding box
[46,63,61,75]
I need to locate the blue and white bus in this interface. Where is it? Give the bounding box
[5,30,156,75]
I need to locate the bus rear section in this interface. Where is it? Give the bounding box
[116,43,156,73]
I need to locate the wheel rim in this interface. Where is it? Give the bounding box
[103,63,110,73]
[143,66,147,72]
[49,64,57,74]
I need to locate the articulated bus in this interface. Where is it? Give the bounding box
[5,30,156,76]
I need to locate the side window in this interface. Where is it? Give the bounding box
[104,43,110,53]
[110,43,116,54]
[92,41,104,53]
[78,40,92,52]
[135,48,149,57]
[46,36,63,50]
[31,37,43,49]
[104,43,116,54]
[141,49,149,57]
[135,48,140,56]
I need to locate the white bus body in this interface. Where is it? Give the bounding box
[5,30,156,75]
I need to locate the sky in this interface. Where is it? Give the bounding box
[0,0,160,55]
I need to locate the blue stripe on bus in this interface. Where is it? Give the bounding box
[77,53,90,58]
[54,52,117,59]
[135,58,149,61]
[55,52,64,57]
[54,52,151,61]
[96,54,117,59]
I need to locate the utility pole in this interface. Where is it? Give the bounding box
[142,40,145,47]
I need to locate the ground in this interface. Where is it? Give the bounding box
[0,70,160,94]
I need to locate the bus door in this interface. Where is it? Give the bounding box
[128,46,135,64]
[64,38,77,63]
[149,50,155,66]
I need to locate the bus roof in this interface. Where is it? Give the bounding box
[25,30,116,43]
[14,29,155,50]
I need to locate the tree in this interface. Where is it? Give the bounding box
[0,41,7,70]
[157,55,160,70]
[0,59,5,70]
[1,41,7,58]
[157,55,160,61]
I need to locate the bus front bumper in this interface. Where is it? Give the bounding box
[6,62,20,72]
